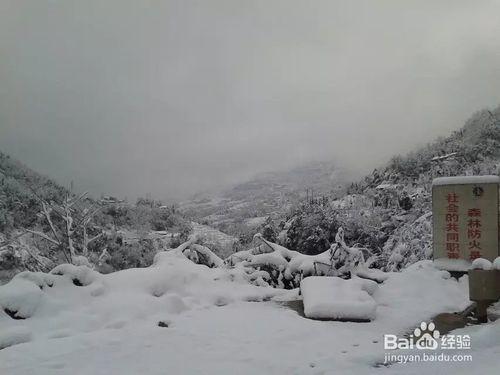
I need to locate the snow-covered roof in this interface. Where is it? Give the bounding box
[432,175,500,186]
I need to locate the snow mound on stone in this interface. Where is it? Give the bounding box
[471,258,493,271]
[299,260,469,324]
[301,276,377,321]
[493,257,500,271]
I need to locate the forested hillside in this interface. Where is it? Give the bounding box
[0,155,192,280]
[2,106,499,280]
[179,161,353,246]
[0,152,68,232]
[272,107,500,270]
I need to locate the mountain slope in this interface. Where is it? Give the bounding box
[278,106,500,268]
[179,161,355,243]
[0,152,68,232]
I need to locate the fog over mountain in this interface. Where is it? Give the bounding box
[1,1,500,200]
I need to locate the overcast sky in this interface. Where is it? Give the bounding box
[1,1,500,201]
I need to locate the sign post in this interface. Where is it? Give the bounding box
[432,175,500,271]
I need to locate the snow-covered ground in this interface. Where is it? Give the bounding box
[0,250,497,375]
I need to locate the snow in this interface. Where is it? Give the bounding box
[0,278,43,319]
[433,258,472,272]
[50,264,100,286]
[301,276,377,321]
[355,267,389,283]
[374,261,469,325]
[0,326,32,350]
[383,315,500,375]
[471,258,493,270]
[493,257,500,270]
[0,257,480,375]
[432,175,500,186]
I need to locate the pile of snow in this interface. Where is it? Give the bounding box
[301,276,377,321]
[50,264,100,286]
[471,258,493,271]
[494,257,500,270]
[0,254,474,373]
[0,278,43,319]
[375,260,469,326]
[0,247,284,351]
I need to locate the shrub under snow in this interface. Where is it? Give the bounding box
[225,229,374,288]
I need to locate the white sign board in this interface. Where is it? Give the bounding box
[432,176,499,271]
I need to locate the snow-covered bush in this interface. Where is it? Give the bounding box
[224,230,374,289]
[183,244,224,268]
[104,240,157,272]
[0,233,54,281]
[382,212,432,271]
[282,203,338,255]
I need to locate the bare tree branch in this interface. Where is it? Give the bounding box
[25,229,60,246]
[42,201,61,244]
[88,232,104,244]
